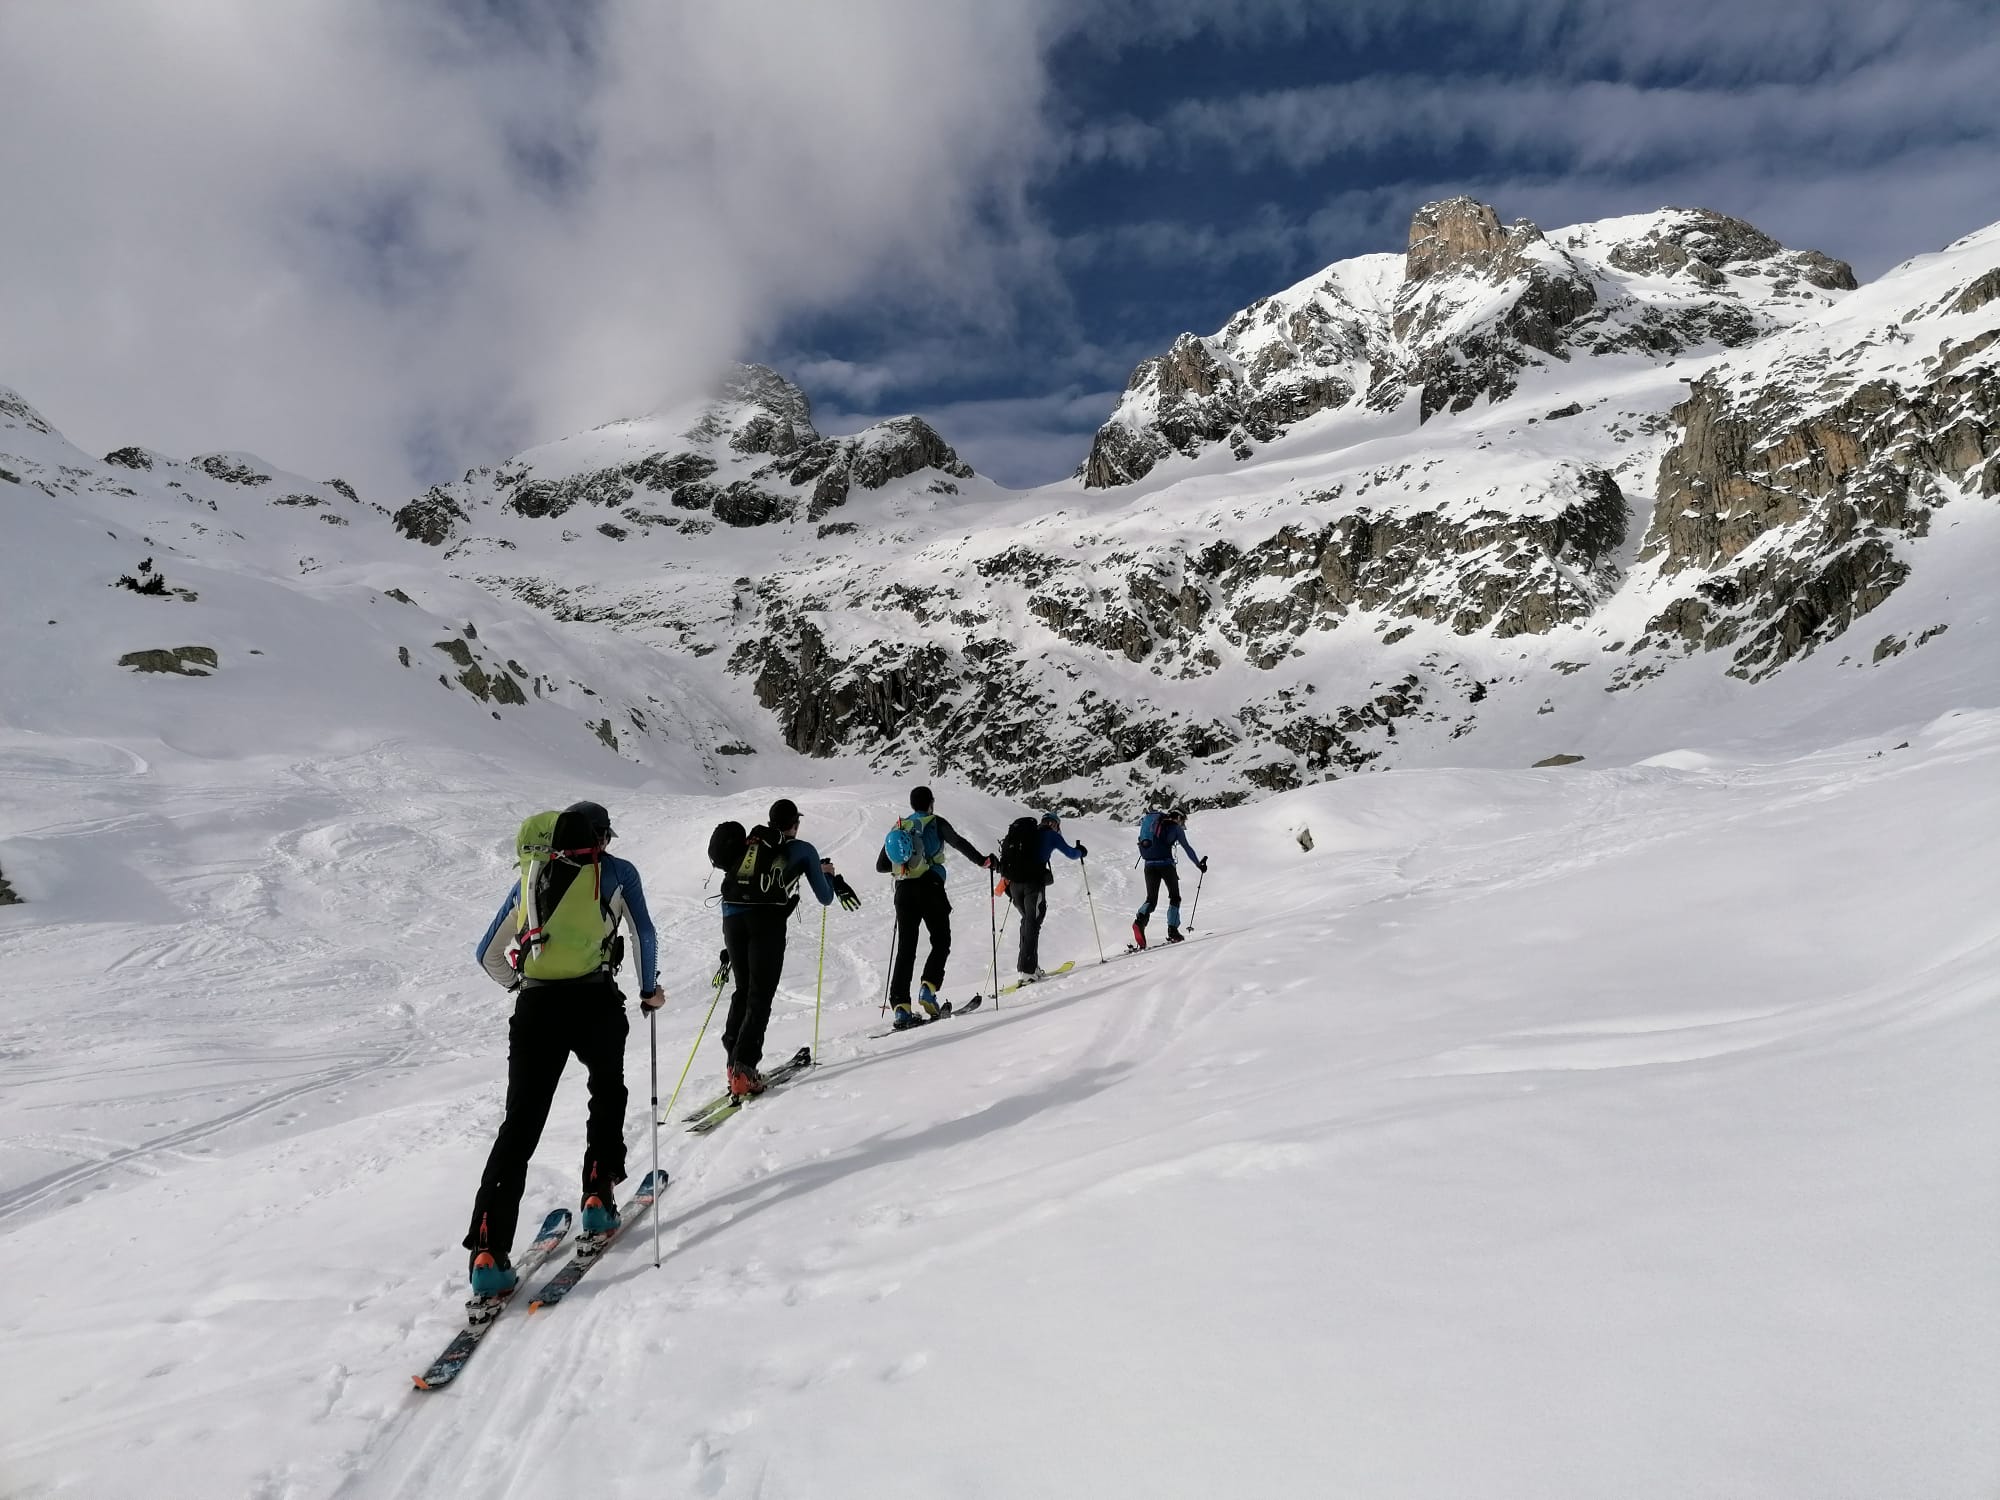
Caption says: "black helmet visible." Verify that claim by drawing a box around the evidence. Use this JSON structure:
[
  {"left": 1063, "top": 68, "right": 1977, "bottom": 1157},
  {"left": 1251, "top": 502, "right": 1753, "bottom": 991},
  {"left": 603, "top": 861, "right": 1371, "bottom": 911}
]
[
  {"left": 1168, "top": 806, "right": 1189, "bottom": 823},
  {"left": 554, "top": 800, "right": 614, "bottom": 851},
  {"left": 768, "top": 797, "right": 801, "bottom": 832}
]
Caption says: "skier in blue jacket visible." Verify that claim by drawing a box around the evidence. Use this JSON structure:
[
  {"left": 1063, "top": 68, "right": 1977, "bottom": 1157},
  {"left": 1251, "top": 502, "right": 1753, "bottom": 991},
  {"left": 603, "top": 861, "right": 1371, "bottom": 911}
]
[
  {"left": 1132, "top": 806, "right": 1206, "bottom": 949},
  {"left": 1004, "top": 811, "right": 1085, "bottom": 982}
]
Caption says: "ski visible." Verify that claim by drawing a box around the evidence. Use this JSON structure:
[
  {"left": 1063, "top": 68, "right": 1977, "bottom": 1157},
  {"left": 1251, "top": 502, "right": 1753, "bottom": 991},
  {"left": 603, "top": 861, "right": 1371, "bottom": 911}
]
[
  {"left": 413, "top": 1206, "right": 571, "bottom": 1390},
  {"left": 524, "top": 1168, "right": 670, "bottom": 1313},
  {"left": 867, "top": 999, "right": 966, "bottom": 1039},
  {"left": 684, "top": 1047, "right": 815, "bottom": 1135},
  {"left": 1002, "top": 959, "right": 1075, "bottom": 994}
]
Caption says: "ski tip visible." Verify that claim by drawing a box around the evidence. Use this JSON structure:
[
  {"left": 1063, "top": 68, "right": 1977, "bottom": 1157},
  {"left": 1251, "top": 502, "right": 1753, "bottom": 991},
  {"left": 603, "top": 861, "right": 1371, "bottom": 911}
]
[{"left": 413, "top": 1374, "right": 438, "bottom": 1390}]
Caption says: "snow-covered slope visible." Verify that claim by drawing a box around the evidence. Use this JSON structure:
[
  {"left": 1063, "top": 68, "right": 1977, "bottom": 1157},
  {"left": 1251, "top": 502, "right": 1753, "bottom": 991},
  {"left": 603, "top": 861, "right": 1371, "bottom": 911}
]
[
  {"left": 0, "top": 711, "right": 1993, "bottom": 1497},
  {"left": 0, "top": 383, "right": 819, "bottom": 784}
]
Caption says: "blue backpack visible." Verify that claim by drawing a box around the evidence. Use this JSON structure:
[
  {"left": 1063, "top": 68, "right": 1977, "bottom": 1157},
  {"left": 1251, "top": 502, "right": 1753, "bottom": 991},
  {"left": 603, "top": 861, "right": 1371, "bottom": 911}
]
[{"left": 1137, "top": 810, "right": 1167, "bottom": 862}]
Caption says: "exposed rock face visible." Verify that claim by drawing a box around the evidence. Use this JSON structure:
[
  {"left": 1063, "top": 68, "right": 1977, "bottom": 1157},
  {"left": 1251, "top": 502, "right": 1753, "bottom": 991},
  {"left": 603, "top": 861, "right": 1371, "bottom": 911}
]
[
  {"left": 393, "top": 487, "right": 469, "bottom": 546},
  {"left": 1405, "top": 196, "right": 1512, "bottom": 282},
  {"left": 1640, "top": 302, "right": 1999, "bottom": 676},
  {"left": 1083, "top": 198, "right": 1855, "bottom": 487},
  {"left": 119, "top": 645, "right": 219, "bottom": 675}
]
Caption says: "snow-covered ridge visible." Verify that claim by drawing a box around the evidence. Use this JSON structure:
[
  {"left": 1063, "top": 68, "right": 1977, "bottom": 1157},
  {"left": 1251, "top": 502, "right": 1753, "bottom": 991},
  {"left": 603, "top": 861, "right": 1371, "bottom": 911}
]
[
  {"left": 1081, "top": 198, "right": 1857, "bottom": 490},
  {"left": 390, "top": 364, "right": 977, "bottom": 548},
  {"left": 4, "top": 203, "right": 1997, "bottom": 813}
]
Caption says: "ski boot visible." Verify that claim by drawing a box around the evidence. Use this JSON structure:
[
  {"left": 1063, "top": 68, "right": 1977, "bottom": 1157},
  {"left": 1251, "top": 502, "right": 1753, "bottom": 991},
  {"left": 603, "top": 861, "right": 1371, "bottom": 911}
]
[
  {"left": 728, "top": 1064, "right": 767, "bottom": 1098},
  {"left": 1166, "top": 927, "right": 1185, "bottom": 944},
  {"left": 892, "top": 1003, "right": 921, "bottom": 1031},
  {"left": 1131, "top": 918, "right": 1148, "bottom": 950},
  {"left": 918, "top": 982, "right": 943, "bottom": 1020},
  {"left": 469, "top": 1249, "right": 518, "bottom": 1299},
  {"left": 580, "top": 1193, "right": 621, "bottom": 1236}
]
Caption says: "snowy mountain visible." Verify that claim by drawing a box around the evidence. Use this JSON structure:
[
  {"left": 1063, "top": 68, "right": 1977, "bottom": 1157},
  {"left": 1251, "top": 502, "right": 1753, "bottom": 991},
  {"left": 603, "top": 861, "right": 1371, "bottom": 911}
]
[
  {"left": 5, "top": 201, "right": 1997, "bottom": 818},
  {"left": 700, "top": 203, "right": 1999, "bottom": 806}
]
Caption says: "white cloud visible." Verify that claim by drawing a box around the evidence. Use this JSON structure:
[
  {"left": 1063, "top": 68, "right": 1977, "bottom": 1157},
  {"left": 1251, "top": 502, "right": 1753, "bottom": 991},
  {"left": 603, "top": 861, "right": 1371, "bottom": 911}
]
[{"left": 0, "top": 1, "right": 1061, "bottom": 496}]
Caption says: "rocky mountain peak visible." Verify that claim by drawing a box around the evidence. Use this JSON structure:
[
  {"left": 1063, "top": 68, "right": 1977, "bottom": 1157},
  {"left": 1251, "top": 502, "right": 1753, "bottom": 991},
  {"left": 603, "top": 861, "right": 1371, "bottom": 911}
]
[
  {"left": 1082, "top": 199, "right": 1860, "bottom": 489},
  {"left": 392, "top": 361, "right": 978, "bottom": 547},
  {"left": 1406, "top": 196, "right": 1517, "bottom": 282}
]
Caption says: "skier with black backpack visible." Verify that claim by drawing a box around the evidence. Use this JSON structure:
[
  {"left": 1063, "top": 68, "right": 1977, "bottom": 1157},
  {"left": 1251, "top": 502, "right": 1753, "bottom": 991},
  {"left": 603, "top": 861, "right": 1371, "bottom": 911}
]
[
  {"left": 1132, "top": 805, "right": 1206, "bottom": 949},
  {"left": 997, "top": 810, "right": 1086, "bottom": 984},
  {"left": 874, "top": 786, "right": 994, "bottom": 1028},
  {"left": 707, "top": 797, "right": 860, "bottom": 1098},
  {"left": 462, "top": 801, "right": 662, "bottom": 1297}
]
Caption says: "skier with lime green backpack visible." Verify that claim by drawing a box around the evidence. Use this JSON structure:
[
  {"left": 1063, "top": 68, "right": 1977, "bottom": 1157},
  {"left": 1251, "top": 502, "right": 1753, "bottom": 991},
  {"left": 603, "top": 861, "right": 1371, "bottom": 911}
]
[{"left": 462, "top": 801, "right": 662, "bottom": 1296}]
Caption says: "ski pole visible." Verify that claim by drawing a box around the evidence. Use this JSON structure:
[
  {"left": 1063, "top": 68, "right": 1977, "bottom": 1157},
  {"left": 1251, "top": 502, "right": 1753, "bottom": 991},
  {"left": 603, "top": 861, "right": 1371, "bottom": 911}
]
[
  {"left": 659, "top": 950, "right": 727, "bottom": 1126},
  {"left": 881, "top": 908, "right": 899, "bottom": 1016},
  {"left": 1188, "top": 866, "right": 1206, "bottom": 932},
  {"left": 1081, "top": 855, "right": 1105, "bottom": 964},
  {"left": 814, "top": 905, "right": 826, "bottom": 1065},
  {"left": 988, "top": 865, "right": 1000, "bottom": 1012},
  {"left": 648, "top": 1005, "right": 662, "bottom": 1269}
]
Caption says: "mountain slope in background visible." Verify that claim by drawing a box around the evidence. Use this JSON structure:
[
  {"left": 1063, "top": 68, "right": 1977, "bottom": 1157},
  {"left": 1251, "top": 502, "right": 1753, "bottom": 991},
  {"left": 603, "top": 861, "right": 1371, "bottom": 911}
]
[{"left": 7, "top": 200, "right": 1995, "bottom": 811}]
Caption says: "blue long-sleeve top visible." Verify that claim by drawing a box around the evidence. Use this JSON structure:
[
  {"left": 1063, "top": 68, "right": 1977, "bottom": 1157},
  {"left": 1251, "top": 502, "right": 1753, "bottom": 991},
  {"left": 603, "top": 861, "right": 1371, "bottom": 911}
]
[
  {"left": 476, "top": 852, "right": 659, "bottom": 994},
  {"left": 721, "top": 837, "right": 839, "bottom": 919},
  {"left": 1039, "top": 826, "right": 1083, "bottom": 867},
  {"left": 1143, "top": 822, "right": 1202, "bottom": 869}
]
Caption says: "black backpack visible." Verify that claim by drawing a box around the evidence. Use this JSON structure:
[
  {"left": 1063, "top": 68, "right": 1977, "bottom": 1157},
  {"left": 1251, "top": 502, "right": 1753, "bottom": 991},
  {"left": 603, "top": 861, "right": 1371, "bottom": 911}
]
[
  {"left": 998, "top": 816, "right": 1044, "bottom": 885},
  {"left": 710, "top": 821, "right": 791, "bottom": 906}
]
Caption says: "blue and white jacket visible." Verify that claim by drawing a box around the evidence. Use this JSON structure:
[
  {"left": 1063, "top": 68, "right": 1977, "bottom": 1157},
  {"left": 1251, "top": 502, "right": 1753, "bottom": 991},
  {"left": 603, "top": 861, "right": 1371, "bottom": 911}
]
[{"left": 476, "top": 853, "right": 659, "bottom": 993}]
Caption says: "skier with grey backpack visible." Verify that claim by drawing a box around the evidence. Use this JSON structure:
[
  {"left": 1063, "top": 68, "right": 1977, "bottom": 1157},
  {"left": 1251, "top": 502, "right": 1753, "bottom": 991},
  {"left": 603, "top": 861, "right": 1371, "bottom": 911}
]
[{"left": 997, "top": 811, "right": 1085, "bottom": 984}]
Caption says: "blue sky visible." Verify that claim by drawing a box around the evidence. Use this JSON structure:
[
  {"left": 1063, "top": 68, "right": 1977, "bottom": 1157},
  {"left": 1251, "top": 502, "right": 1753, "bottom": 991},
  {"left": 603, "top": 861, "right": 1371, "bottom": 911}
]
[
  {"left": 780, "top": 0, "right": 2000, "bottom": 485},
  {"left": 2, "top": 0, "right": 1996, "bottom": 497}
]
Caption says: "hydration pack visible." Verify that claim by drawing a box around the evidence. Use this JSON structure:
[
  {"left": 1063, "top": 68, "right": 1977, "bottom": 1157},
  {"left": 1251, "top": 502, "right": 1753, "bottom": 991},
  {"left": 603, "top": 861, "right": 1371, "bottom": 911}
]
[
  {"left": 710, "top": 821, "right": 791, "bottom": 906},
  {"left": 883, "top": 812, "right": 935, "bottom": 880},
  {"left": 998, "top": 816, "right": 1044, "bottom": 885}
]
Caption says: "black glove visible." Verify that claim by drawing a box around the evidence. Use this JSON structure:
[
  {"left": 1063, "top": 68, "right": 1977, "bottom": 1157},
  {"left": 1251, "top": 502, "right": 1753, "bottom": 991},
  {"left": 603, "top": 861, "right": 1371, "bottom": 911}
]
[
  {"left": 831, "top": 874, "right": 861, "bottom": 911},
  {"left": 1074, "top": 842, "right": 1089, "bottom": 859},
  {"left": 1197, "top": 857, "right": 1210, "bottom": 873},
  {"left": 983, "top": 854, "right": 998, "bottom": 870}
]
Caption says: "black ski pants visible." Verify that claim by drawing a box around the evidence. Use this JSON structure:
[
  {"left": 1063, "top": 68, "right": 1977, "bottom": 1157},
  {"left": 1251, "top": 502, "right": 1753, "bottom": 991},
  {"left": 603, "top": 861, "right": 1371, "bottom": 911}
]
[
  {"left": 722, "top": 906, "right": 790, "bottom": 1073},
  {"left": 889, "top": 876, "right": 952, "bottom": 1006},
  {"left": 1009, "top": 880, "right": 1049, "bottom": 973},
  {"left": 1136, "top": 863, "right": 1183, "bottom": 928},
  {"left": 464, "top": 977, "right": 628, "bottom": 1261}
]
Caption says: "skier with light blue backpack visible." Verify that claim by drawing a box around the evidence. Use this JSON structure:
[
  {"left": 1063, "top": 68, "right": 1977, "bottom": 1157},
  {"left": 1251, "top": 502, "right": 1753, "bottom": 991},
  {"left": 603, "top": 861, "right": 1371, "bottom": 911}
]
[{"left": 874, "top": 785, "right": 994, "bottom": 1028}]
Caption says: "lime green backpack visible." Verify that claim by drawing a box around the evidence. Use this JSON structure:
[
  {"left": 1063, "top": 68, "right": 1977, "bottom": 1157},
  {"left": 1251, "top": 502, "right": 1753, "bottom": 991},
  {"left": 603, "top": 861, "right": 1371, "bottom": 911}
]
[{"left": 509, "top": 810, "right": 615, "bottom": 982}]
